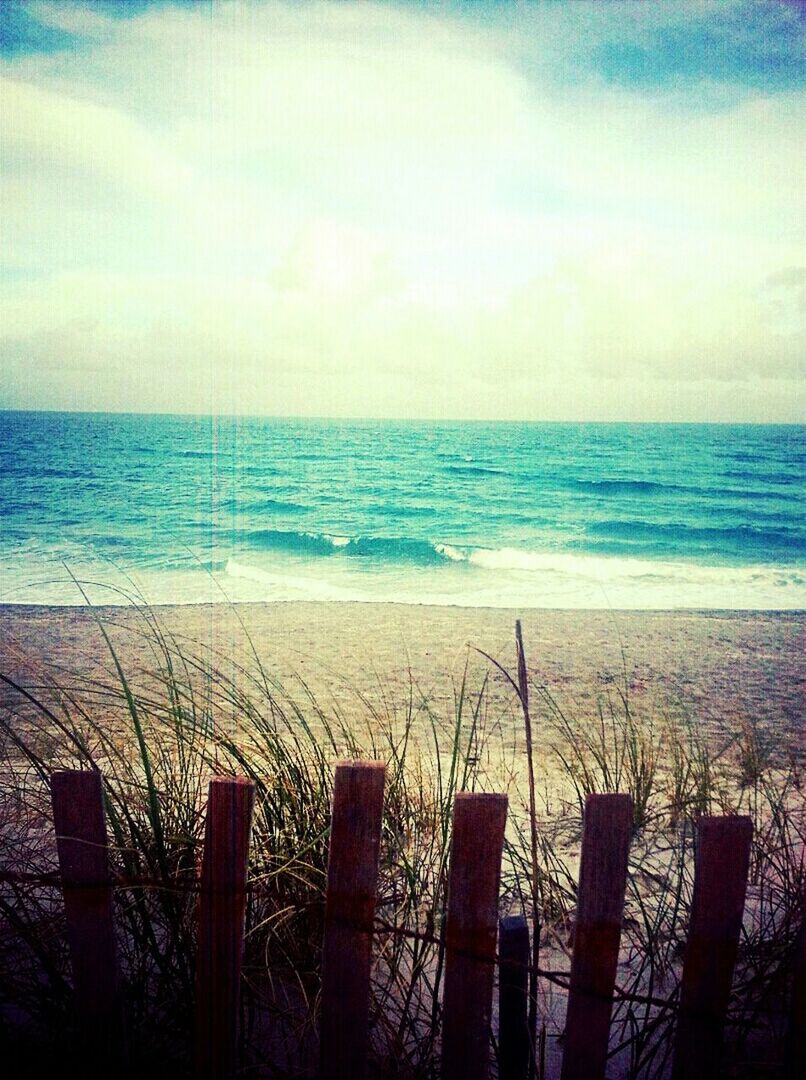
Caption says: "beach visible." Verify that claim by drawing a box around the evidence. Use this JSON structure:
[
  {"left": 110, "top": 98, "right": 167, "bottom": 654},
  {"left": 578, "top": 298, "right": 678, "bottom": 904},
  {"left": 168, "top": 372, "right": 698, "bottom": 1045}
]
[
  {"left": 3, "top": 5, "right": 804, "bottom": 1071},
  {"left": 2, "top": 602, "right": 803, "bottom": 750}
]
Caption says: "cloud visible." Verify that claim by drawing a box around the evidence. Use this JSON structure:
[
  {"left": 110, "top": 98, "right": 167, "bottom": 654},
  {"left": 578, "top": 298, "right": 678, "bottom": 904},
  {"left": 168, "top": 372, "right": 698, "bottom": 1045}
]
[{"left": 0, "top": 0, "right": 803, "bottom": 420}]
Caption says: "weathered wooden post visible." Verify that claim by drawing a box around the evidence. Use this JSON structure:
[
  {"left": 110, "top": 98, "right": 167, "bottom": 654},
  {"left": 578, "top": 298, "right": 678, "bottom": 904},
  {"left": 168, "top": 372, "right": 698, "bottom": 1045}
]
[
  {"left": 560, "top": 793, "right": 633, "bottom": 1080},
  {"left": 320, "top": 760, "right": 386, "bottom": 1080},
  {"left": 51, "top": 769, "right": 121, "bottom": 1067},
  {"left": 195, "top": 776, "right": 255, "bottom": 1080},
  {"left": 499, "top": 914, "right": 531, "bottom": 1080},
  {"left": 442, "top": 791, "right": 508, "bottom": 1080},
  {"left": 672, "top": 815, "right": 753, "bottom": 1080}
]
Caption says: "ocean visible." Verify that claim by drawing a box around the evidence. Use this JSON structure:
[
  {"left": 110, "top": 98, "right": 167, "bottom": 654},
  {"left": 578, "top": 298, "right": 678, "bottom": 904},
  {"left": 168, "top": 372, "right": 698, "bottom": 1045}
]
[{"left": 0, "top": 412, "right": 803, "bottom": 610}]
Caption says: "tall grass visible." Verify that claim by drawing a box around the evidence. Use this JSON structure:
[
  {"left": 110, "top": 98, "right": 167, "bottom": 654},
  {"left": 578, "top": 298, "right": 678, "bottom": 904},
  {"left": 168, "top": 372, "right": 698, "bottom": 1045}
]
[{"left": 0, "top": 604, "right": 802, "bottom": 1077}]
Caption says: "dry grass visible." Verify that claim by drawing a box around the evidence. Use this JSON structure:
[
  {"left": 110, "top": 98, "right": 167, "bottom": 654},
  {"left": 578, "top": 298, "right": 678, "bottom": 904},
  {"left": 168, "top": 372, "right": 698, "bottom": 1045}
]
[{"left": 0, "top": 603, "right": 802, "bottom": 1077}]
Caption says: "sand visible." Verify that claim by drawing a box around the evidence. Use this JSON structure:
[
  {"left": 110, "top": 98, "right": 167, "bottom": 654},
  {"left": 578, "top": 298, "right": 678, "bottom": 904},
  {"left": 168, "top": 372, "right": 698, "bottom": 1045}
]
[{"left": 1, "top": 603, "right": 803, "bottom": 749}]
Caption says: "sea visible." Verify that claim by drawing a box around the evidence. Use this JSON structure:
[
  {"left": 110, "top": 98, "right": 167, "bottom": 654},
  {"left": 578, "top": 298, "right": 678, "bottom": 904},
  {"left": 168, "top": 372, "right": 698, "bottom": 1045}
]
[{"left": 0, "top": 412, "right": 804, "bottom": 610}]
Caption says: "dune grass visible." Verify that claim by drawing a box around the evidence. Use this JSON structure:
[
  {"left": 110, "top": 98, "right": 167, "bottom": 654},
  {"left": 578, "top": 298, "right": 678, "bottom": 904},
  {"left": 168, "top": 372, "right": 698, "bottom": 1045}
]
[{"left": 0, "top": 602, "right": 802, "bottom": 1077}]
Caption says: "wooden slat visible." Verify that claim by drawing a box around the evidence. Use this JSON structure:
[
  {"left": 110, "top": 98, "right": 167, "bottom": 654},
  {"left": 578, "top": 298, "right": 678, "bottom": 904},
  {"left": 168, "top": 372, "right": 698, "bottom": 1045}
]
[
  {"left": 320, "top": 760, "right": 386, "bottom": 1080},
  {"left": 499, "top": 914, "right": 531, "bottom": 1080},
  {"left": 51, "top": 769, "right": 120, "bottom": 1065},
  {"left": 561, "top": 793, "right": 633, "bottom": 1080},
  {"left": 442, "top": 792, "right": 509, "bottom": 1080},
  {"left": 195, "top": 776, "right": 255, "bottom": 1080},
  {"left": 672, "top": 815, "right": 753, "bottom": 1080}
]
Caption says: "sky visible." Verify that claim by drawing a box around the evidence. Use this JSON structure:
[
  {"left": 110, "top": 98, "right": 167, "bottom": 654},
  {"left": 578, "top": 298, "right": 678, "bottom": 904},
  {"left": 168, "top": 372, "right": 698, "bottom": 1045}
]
[{"left": 0, "top": 0, "right": 804, "bottom": 421}]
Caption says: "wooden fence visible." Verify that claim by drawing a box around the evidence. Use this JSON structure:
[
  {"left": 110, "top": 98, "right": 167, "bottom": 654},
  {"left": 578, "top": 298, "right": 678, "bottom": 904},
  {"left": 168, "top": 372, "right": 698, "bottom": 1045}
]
[{"left": 30, "top": 764, "right": 805, "bottom": 1078}]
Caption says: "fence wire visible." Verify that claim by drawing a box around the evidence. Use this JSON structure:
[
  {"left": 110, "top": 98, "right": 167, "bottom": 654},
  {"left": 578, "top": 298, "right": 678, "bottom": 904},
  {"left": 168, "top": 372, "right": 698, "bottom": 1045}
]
[{"left": 0, "top": 864, "right": 680, "bottom": 1012}]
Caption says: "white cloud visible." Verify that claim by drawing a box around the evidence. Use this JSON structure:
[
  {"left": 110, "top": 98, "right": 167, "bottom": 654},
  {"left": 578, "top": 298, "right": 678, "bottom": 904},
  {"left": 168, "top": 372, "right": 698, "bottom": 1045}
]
[{"left": 0, "top": 0, "right": 803, "bottom": 419}]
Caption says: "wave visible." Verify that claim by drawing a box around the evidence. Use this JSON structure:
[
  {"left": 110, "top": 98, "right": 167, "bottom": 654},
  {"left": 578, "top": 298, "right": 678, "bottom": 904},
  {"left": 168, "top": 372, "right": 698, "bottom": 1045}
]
[
  {"left": 725, "top": 469, "right": 800, "bottom": 486},
  {"left": 218, "top": 550, "right": 805, "bottom": 611},
  {"left": 240, "top": 528, "right": 453, "bottom": 564},
  {"left": 259, "top": 499, "right": 307, "bottom": 513},
  {"left": 391, "top": 504, "right": 439, "bottom": 518},
  {"left": 568, "top": 479, "right": 680, "bottom": 496},
  {"left": 529, "top": 478, "right": 801, "bottom": 506},
  {"left": 219, "top": 497, "right": 307, "bottom": 514},
  {"left": 234, "top": 522, "right": 806, "bottom": 568},
  {"left": 565, "top": 479, "right": 794, "bottom": 502},
  {"left": 236, "top": 465, "right": 280, "bottom": 477},
  {"left": 2, "top": 541, "right": 803, "bottom": 609},
  {"left": 0, "top": 465, "right": 88, "bottom": 479},
  {"left": 241, "top": 529, "right": 337, "bottom": 556},
  {"left": 585, "top": 520, "right": 806, "bottom": 554},
  {"left": 708, "top": 487, "right": 799, "bottom": 503},
  {"left": 444, "top": 464, "right": 507, "bottom": 477},
  {"left": 446, "top": 546, "right": 804, "bottom": 585},
  {"left": 238, "top": 529, "right": 550, "bottom": 569}
]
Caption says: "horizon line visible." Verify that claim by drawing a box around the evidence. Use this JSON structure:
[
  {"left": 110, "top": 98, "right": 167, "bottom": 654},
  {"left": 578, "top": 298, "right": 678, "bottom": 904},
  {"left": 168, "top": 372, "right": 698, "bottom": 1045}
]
[{"left": 1, "top": 407, "right": 804, "bottom": 426}]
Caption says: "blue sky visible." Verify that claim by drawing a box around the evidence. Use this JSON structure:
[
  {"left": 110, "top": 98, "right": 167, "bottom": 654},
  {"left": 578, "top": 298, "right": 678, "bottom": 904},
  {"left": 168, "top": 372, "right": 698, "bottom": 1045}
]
[
  {"left": 0, "top": 1, "right": 803, "bottom": 419},
  {"left": 4, "top": 1, "right": 802, "bottom": 92}
]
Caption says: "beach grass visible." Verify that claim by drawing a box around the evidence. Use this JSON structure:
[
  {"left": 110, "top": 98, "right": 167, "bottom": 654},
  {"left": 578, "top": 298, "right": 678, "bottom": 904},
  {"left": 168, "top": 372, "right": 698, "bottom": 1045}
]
[{"left": 0, "top": 602, "right": 803, "bottom": 1077}]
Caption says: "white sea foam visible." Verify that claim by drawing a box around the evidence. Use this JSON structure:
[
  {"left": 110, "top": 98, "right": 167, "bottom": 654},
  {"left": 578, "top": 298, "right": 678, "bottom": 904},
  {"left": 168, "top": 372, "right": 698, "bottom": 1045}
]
[
  {"left": 460, "top": 545, "right": 804, "bottom": 586},
  {"left": 221, "top": 551, "right": 806, "bottom": 610},
  {"left": 0, "top": 543, "right": 804, "bottom": 610},
  {"left": 224, "top": 558, "right": 372, "bottom": 601},
  {"left": 434, "top": 543, "right": 465, "bottom": 562}
]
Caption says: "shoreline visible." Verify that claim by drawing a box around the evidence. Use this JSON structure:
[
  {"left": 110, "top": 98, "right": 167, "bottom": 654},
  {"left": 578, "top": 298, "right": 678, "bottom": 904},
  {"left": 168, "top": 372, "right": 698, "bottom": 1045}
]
[{"left": 2, "top": 600, "right": 806, "bottom": 613}]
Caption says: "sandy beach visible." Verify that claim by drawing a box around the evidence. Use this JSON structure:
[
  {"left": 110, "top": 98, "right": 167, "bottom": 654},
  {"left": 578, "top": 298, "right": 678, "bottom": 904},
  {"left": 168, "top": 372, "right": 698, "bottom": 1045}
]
[{"left": 1, "top": 603, "right": 803, "bottom": 749}]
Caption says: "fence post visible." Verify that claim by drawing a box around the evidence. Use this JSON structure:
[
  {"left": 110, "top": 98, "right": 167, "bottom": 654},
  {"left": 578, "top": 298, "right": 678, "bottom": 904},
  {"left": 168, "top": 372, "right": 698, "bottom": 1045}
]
[
  {"left": 442, "top": 792, "right": 508, "bottom": 1080},
  {"left": 195, "top": 776, "right": 255, "bottom": 1080},
  {"left": 320, "top": 760, "right": 386, "bottom": 1080},
  {"left": 51, "top": 769, "right": 120, "bottom": 1067},
  {"left": 560, "top": 793, "right": 633, "bottom": 1080},
  {"left": 672, "top": 815, "right": 753, "bottom": 1080},
  {"left": 499, "top": 914, "right": 531, "bottom": 1080}
]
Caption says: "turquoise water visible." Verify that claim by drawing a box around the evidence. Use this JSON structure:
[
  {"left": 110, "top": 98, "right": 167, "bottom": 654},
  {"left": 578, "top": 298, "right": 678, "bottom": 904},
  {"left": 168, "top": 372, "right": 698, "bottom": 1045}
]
[{"left": 0, "top": 412, "right": 803, "bottom": 609}]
